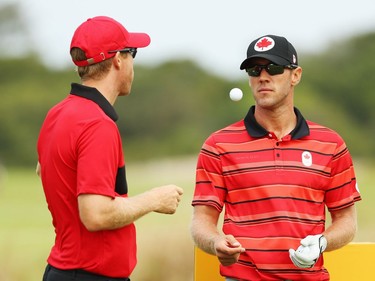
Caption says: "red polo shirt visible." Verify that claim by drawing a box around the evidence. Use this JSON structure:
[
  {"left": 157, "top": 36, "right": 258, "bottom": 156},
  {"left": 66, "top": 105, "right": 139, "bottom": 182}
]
[
  {"left": 37, "top": 83, "right": 136, "bottom": 278},
  {"left": 192, "top": 106, "right": 361, "bottom": 281}
]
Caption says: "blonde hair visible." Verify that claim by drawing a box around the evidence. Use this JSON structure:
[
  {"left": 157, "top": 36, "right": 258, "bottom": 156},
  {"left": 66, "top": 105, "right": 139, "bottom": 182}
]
[{"left": 70, "top": 48, "right": 113, "bottom": 81}]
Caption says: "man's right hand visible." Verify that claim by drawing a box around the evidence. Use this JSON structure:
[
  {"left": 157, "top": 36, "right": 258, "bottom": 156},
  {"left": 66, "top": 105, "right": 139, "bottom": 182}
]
[
  {"left": 214, "top": 235, "right": 246, "bottom": 266},
  {"left": 152, "top": 185, "right": 184, "bottom": 214}
]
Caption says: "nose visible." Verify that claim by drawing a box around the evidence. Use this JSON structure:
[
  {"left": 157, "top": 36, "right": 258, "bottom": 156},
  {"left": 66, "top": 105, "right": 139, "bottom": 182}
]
[{"left": 258, "top": 68, "right": 270, "bottom": 80}]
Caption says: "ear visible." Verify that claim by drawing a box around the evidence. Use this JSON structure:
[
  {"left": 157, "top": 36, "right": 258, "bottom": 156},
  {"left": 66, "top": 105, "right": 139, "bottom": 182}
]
[
  {"left": 291, "top": 67, "right": 302, "bottom": 86},
  {"left": 112, "top": 52, "right": 122, "bottom": 69}
]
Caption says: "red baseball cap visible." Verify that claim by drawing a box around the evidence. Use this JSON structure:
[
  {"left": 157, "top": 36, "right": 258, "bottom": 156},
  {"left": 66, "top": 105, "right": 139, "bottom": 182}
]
[{"left": 70, "top": 16, "right": 151, "bottom": 67}]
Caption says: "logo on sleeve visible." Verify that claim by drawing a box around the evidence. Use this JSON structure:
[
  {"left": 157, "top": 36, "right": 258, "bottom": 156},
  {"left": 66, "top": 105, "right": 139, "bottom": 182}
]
[
  {"left": 355, "top": 183, "right": 360, "bottom": 193},
  {"left": 302, "top": 151, "right": 312, "bottom": 167}
]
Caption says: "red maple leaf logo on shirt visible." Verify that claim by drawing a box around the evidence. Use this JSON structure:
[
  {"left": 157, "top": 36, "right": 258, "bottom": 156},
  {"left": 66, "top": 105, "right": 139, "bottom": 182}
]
[{"left": 256, "top": 38, "right": 273, "bottom": 50}]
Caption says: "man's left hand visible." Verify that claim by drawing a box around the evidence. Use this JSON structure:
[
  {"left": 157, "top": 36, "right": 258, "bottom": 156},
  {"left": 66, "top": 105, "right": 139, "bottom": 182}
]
[{"left": 289, "top": 234, "right": 327, "bottom": 268}]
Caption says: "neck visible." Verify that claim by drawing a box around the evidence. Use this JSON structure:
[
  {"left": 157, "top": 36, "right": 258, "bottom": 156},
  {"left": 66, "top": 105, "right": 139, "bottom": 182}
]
[
  {"left": 254, "top": 105, "right": 297, "bottom": 140},
  {"left": 82, "top": 79, "right": 118, "bottom": 105}
]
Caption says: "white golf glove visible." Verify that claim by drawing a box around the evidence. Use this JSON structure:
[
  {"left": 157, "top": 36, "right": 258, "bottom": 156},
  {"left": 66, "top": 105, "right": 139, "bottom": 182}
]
[{"left": 289, "top": 234, "right": 327, "bottom": 268}]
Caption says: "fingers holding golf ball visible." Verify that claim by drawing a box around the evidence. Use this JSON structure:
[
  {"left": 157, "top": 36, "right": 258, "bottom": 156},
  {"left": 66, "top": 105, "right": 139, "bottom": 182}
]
[{"left": 229, "top": 88, "right": 243, "bottom": 101}]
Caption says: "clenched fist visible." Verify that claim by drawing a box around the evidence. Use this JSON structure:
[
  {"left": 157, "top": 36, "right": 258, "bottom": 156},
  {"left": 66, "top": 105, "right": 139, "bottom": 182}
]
[{"left": 151, "top": 184, "right": 184, "bottom": 214}]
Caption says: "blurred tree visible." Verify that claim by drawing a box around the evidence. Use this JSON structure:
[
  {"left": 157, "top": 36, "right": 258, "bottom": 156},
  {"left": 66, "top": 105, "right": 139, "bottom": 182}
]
[
  {"left": 0, "top": 9, "right": 374, "bottom": 167},
  {"left": 301, "top": 32, "right": 375, "bottom": 155},
  {"left": 0, "top": 56, "right": 76, "bottom": 166},
  {"left": 0, "top": 2, "right": 31, "bottom": 57},
  {"left": 119, "top": 60, "right": 250, "bottom": 160}
]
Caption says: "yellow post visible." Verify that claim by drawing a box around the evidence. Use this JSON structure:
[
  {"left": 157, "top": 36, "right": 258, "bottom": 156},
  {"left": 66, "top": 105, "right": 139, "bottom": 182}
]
[
  {"left": 195, "top": 243, "right": 375, "bottom": 281},
  {"left": 324, "top": 243, "right": 375, "bottom": 280},
  {"left": 194, "top": 247, "right": 224, "bottom": 281}
]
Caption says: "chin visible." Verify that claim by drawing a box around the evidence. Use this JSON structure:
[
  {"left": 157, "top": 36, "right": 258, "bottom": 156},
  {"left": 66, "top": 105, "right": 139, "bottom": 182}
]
[
  {"left": 119, "top": 92, "right": 129, "bottom": 97},
  {"left": 119, "top": 89, "right": 131, "bottom": 97}
]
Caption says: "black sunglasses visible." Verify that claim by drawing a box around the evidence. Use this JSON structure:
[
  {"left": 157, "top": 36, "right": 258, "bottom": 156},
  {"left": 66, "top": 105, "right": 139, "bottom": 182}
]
[
  {"left": 246, "top": 63, "right": 297, "bottom": 77},
  {"left": 108, "top": 48, "right": 137, "bottom": 58}
]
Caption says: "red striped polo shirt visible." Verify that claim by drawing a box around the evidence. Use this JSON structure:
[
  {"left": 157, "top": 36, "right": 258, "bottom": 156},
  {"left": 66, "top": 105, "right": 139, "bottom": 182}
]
[{"left": 192, "top": 106, "right": 361, "bottom": 281}]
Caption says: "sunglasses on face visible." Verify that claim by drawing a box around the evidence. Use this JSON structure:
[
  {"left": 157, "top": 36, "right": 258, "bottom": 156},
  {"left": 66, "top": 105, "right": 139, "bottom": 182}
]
[
  {"left": 246, "top": 63, "right": 297, "bottom": 77},
  {"left": 108, "top": 47, "right": 138, "bottom": 58}
]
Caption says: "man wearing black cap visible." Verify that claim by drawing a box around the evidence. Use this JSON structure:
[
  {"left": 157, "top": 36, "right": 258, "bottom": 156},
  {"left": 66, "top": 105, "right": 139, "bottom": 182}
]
[
  {"left": 191, "top": 35, "right": 361, "bottom": 280},
  {"left": 37, "top": 16, "right": 183, "bottom": 281}
]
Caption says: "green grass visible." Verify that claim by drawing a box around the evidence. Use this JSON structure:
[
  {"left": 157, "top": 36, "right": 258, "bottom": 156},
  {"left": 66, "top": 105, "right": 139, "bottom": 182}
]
[
  {"left": 0, "top": 158, "right": 197, "bottom": 281},
  {"left": 0, "top": 157, "right": 373, "bottom": 281},
  {"left": 351, "top": 159, "right": 375, "bottom": 241},
  {"left": 0, "top": 168, "right": 54, "bottom": 281}
]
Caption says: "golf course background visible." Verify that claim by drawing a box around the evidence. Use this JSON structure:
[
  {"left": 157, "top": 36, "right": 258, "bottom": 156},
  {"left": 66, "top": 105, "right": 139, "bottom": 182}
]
[{"left": 1, "top": 8, "right": 375, "bottom": 280}]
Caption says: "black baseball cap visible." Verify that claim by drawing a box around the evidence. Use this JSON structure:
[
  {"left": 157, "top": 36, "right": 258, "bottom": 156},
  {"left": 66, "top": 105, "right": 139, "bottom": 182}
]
[{"left": 240, "top": 35, "right": 298, "bottom": 70}]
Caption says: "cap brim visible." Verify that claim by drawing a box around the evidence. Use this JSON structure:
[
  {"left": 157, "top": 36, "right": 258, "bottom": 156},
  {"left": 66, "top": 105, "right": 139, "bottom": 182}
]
[
  {"left": 240, "top": 54, "right": 290, "bottom": 70},
  {"left": 128, "top": 32, "right": 151, "bottom": 48}
]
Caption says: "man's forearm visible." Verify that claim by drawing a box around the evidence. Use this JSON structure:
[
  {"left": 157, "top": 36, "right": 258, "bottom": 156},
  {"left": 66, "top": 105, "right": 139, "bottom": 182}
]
[
  {"left": 324, "top": 205, "right": 357, "bottom": 251},
  {"left": 79, "top": 185, "right": 182, "bottom": 231},
  {"left": 79, "top": 192, "right": 158, "bottom": 231}
]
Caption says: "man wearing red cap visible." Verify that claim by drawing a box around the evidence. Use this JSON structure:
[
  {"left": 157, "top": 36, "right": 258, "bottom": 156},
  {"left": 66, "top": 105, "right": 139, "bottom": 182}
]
[
  {"left": 37, "top": 16, "right": 183, "bottom": 281},
  {"left": 191, "top": 35, "right": 361, "bottom": 280}
]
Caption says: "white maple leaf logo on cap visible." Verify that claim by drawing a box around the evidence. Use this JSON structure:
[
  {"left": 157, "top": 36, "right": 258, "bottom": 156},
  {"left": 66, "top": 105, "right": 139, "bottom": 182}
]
[{"left": 254, "top": 36, "right": 275, "bottom": 52}]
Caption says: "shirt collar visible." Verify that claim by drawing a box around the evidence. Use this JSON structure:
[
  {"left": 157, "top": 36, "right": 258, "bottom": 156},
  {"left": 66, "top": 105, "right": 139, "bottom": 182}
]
[
  {"left": 244, "top": 105, "right": 310, "bottom": 140},
  {"left": 70, "top": 83, "right": 118, "bottom": 122}
]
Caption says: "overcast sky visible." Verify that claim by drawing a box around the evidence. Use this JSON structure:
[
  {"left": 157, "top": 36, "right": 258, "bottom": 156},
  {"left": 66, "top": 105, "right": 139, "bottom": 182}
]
[{"left": 2, "top": 0, "right": 375, "bottom": 78}]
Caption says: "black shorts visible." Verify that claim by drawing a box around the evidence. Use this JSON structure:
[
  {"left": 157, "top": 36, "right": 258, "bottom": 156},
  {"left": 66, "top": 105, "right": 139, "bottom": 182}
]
[{"left": 43, "top": 264, "right": 130, "bottom": 281}]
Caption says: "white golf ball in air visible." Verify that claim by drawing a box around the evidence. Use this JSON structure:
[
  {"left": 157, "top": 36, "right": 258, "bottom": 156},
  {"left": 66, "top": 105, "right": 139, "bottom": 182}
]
[{"left": 229, "top": 88, "right": 243, "bottom": 101}]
